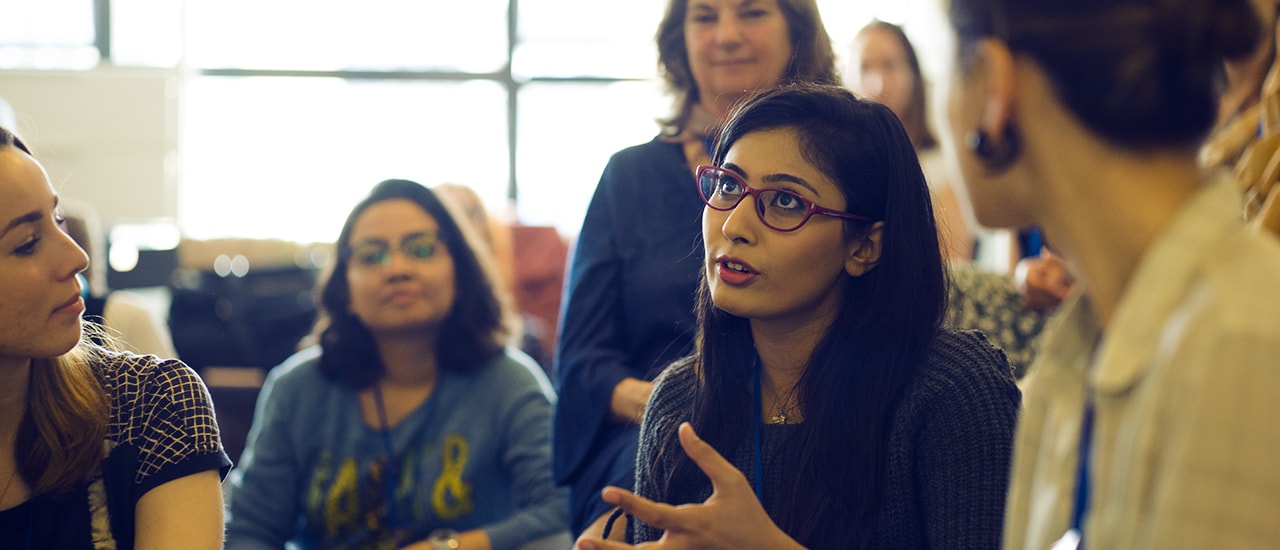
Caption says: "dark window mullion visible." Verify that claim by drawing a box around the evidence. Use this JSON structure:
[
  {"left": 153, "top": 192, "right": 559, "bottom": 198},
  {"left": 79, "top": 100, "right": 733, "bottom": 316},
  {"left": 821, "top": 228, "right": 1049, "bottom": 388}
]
[
  {"left": 94, "top": 0, "right": 111, "bottom": 61},
  {"left": 507, "top": 0, "right": 520, "bottom": 204}
]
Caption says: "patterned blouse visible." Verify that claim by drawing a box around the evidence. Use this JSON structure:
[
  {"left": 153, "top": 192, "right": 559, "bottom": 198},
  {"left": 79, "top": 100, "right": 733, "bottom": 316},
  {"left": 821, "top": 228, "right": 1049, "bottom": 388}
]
[
  {"left": 945, "top": 261, "right": 1049, "bottom": 378},
  {"left": 0, "top": 351, "right": 230, "bottom": 548}
]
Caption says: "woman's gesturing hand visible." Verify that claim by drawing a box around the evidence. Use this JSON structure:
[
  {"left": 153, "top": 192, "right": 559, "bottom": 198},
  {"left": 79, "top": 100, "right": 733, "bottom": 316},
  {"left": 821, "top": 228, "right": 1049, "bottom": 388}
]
[{"left": 574, "top": 423, "right": 805, "bottom": 550}]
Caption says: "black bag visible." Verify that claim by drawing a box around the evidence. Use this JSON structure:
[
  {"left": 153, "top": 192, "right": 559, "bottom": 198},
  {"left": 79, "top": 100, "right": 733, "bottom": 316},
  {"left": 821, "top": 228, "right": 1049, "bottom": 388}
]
[{"left": 168, "top": 265, "right": 318, "bottom": 370}]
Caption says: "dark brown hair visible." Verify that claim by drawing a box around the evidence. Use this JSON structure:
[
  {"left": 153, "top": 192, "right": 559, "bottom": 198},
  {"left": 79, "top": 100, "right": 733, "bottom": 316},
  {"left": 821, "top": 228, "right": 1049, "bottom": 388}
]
[
  {"left": 310, "top": 179, "right": 516, "bottom": 389},
  {"left": 949, "top": 0, "right": 1263, "bottom": 149}
]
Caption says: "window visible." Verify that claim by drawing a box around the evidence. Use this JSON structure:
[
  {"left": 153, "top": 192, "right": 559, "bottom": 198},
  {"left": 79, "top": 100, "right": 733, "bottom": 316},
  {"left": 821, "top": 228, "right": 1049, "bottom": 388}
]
[
  {"left": 179, "top": 0, "right": 674, "bottom": 240},
  {"left": 3, "top": 0, "right": 946, "bottom": 241},
  {"left": 180, "top": 77, "right": 508, "bottom": 242},
  {"left": 0, "top": 0, "right": 98, "bottom": 69},
  {"left": 516, "top": 80, "right": 669, "bottom": 230},
  {"left": 515, "top": 0, "right": 662, "bottom": 79},
  {"left": 184, "top": 1, "right": 508, "bottom": 72}
]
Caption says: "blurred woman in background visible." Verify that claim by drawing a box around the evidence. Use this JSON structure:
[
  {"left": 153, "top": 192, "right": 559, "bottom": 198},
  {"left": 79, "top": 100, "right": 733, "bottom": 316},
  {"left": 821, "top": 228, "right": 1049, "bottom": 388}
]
[
  {"left": 847, "top": 20, "right": 1053, "bottom": 378},
  {"left": 845, "top": 19, "right": 974, "bottom": 261},
  {"left": 225, "top": 179, "right": 568, "bottom": 549}
]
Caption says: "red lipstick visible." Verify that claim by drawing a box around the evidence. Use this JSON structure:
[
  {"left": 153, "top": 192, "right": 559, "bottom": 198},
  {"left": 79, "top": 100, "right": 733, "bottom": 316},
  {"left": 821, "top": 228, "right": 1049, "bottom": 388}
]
[{"left": 716, "top": 257, "right": 758, "bottom": 286}]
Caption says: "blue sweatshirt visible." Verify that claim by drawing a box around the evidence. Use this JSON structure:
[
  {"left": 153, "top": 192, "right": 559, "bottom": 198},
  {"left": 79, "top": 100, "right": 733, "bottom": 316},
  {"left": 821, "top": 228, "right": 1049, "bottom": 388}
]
[{"left": 224, "top": 346, "right": 569, "bottom": 550}]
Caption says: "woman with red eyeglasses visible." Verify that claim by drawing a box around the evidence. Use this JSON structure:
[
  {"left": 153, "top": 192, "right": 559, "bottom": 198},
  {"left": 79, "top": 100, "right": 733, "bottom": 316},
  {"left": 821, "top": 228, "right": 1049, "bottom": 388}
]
[
  {"left": 554, "top": 0, "right": 841, "bottom": 544},
  {"left": 576, "top": 84, "right": 1020, "bottom": 549}
]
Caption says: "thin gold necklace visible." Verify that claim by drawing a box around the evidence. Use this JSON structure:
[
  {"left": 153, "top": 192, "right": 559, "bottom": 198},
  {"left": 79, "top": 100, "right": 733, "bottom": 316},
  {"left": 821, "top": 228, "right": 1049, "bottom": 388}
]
[
  {"left": 770, "top": 405, "right": 794, "bottom": 424},
  {"left": 767, "top": 385, "right": 800, "bottom": 425}
]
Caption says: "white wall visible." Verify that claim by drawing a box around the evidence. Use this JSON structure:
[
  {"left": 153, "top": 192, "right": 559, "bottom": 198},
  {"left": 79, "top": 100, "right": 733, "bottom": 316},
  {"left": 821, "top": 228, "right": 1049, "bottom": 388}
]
[{"left": 0, "top": 66, "right": 177, "bottom": 229}]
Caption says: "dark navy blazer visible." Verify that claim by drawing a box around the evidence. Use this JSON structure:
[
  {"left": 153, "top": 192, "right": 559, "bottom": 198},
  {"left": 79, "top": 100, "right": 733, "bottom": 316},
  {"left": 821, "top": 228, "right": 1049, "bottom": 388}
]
[{"left": 552, "top": 137, "right": 704, "bottom": 529}]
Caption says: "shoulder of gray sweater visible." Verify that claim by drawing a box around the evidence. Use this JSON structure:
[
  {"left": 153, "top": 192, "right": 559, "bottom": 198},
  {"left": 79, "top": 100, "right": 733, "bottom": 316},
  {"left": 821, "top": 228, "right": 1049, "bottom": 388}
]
[
  {"left": 905, "top": 329, "right": 1021, "bottom": 409},
  {"left": 641, "top": 359, "right": 697, "bottom": 444},
  {"left": 648, "top": 356, "right": 698, "bottom": 411},
  {"left": 926, "top": 328, "right": 1016, "bottom": 382},
  {"left": 638, "top": 358, "right": 697, "bottom": 457},
  {"left": 472, "top": 347, "right": 556, "bottom": 398},
  {"left": 635, "top": 357, "right": 698, "bottom": 497}
]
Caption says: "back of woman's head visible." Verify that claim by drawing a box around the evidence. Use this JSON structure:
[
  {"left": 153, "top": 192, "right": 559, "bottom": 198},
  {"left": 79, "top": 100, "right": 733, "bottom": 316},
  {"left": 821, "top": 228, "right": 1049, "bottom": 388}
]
[
  {"left": 434, "top": 182, "right": 493, "bottom": 249},
  {"left": 313, "top": 179, "right": 513, "bottom": 388},
  {"left": 949, "top": 0, "right": 1263, "bottom": 149},
  {"left": 689, "top": 84, "right": 946, "bottom": 547},
  {"left": 656, "top": 0, "right": 839, "bottom": 133}
]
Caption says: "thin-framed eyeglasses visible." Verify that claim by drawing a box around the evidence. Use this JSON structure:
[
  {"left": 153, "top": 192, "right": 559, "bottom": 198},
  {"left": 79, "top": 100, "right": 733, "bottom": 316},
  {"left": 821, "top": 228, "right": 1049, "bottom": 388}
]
[
  {"left": 695, "top": 165, "right": 869, "bottom": 232},
  {"left": 348, "top": 231, "right": 441, "bottom": 267}
]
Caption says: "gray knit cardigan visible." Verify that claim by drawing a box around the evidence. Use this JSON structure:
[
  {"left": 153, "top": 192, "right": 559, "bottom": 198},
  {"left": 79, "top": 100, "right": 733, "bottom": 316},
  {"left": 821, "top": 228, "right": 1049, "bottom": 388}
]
[{"left": 632, "top": 329, "right": 1021, "bottom": 548}]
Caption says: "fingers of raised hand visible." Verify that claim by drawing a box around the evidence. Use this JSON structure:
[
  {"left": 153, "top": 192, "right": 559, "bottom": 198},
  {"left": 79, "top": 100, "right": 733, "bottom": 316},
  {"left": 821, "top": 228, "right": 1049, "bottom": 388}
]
[
  {"left": 602, "top": 486, "right": 693, "bottom": 533},
  {"left": 676, "top": 423, "right": 750, "bottom": 495},
  {"left": 575, "top": 537, "right": 644, "bottom": 550}
]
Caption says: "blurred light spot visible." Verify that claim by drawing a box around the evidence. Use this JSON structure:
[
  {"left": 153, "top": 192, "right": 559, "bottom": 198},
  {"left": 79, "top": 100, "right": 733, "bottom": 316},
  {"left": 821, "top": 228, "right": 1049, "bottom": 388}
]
[
  {"left": 230, "top": 255, "right": 250, "bottom": 277},
  {"left": 213, "top": 254, "right": 232, "bottom": 277},
  {"left": 109, "top": 243, "right": 140, "bottom": 273}
]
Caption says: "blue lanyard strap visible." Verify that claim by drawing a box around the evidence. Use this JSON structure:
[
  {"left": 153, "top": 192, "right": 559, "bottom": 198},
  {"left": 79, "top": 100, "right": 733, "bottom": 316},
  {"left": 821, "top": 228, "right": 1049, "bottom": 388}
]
[
  {"left": 1069, "top": 393, "right": 1095, "bottom": 538},
  {"left": 1059, "top": 336, "right": 1104, "bottom": 550},
  {"left": 752, "top": 358, "right": 764, "bottom": 502},
  {"left": 372, "top": 385, "right": 400, "bottom": 532}
]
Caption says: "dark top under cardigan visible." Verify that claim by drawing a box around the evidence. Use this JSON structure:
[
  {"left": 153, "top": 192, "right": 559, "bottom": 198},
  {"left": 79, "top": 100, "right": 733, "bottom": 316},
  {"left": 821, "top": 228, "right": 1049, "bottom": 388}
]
[{"left": 633, "top": 329, "right": 1022, "bottom": 548}]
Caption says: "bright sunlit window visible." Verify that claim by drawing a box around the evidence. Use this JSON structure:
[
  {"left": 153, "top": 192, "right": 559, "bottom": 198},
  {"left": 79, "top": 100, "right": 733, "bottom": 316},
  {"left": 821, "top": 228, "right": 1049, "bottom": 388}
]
[
  {"left": 180, "top": 77, "right": 508, "bottom": 242},
  {"left": 184, "top": 1, "right": 508, "bottom": 72},
  {"left": 516, "top": 80, "right": 670, "bottom": 231},
  {"left": 177, "top": 0, "right": 674, "bottom": 241},
  {"left": 2, "top": 0, "right": 949, "bottom": 242},
  {"left": 0, "top": 0, "right": 98, "bottom": 69}
]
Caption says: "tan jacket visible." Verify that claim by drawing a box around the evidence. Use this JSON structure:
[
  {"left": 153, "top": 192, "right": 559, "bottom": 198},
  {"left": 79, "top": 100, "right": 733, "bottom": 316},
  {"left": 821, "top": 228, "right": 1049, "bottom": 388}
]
[{"left": 1003, "top": 178, "right": 1280, "bottom": 549}]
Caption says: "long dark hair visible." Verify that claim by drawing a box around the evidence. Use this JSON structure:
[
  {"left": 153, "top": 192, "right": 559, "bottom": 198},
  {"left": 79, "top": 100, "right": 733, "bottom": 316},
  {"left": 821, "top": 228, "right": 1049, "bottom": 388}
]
[
  {"left": 664, "top": 84, "right": 947, "bottom": 548},
  {"left": 949, "top": 0, "right": 1262, "bottom": 150},
  {"left": 655, "top": 0, "right": 839, "bottom": 134},
  {"left": 310, "top": 179, "right": 515, "bottom": 388}
]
